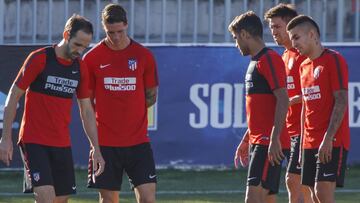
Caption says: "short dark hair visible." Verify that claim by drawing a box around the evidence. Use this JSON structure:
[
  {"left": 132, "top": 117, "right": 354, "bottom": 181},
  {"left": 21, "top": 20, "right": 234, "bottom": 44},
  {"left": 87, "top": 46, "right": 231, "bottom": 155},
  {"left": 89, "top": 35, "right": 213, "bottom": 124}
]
[
  {"left": 64, "top": 14, "right": 93, "bottom": 39},
  {"left": 287, "top": 15, "right": 321, "bottom": 36},
  {"left": 102, "top": 3, "right": 128, "bottom": 24},
  {"left": 264, "top": 3, "right": 298, "bottom": 23},
  {"left": 228, "top": 11, "right": 263, "bottom": 38}
]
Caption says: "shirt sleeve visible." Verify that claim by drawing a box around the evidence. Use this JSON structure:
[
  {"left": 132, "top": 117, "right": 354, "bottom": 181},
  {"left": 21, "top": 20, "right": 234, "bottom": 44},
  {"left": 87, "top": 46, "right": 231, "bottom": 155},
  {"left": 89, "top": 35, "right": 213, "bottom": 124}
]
[
  {"left": 329, "top": 53, "right": 348, "bottom": 91},
  {"left": 144, "top": 51, "right": 159, "bottom": 88},
  {"left": 257, "top": 52, "right": 286, "bottom": 90},
  {"left": 15, "top": 50, "right": 46, "bottom": 90},
  {"left": 82, "top": 53, "right": 96, "bottom": 92},
  {"left": 76, "top": 60, "right": 91, "bottom": 99}
]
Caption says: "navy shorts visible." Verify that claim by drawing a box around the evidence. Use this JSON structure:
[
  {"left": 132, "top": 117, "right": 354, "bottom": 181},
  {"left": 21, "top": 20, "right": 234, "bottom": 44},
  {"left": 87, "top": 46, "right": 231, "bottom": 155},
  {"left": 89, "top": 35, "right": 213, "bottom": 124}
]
[
  {"left": 301, "top": 147, "right": 348, "bottom": 187},
  {"left": 88, "top": 142, "right": 157, "bottom": 191},
  {"left": 20, "top": 143, "right": 76, "bottom": 196},
  {"left": 287, "top": 135, "right": 302, "bottom": 175},
  {"left": 247, "top": 144, "right": 282, "bottom": 194}
]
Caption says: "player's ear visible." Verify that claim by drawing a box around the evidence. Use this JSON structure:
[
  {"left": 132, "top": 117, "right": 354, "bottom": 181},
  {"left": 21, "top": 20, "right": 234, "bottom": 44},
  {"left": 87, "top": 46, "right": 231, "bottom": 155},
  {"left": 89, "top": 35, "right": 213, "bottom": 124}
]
[
  {"left": 63, "top": 31, "right": 70, "bottom": 41},
  {"left": 240, "top": 29, "right": 248, "bottom": 39}
]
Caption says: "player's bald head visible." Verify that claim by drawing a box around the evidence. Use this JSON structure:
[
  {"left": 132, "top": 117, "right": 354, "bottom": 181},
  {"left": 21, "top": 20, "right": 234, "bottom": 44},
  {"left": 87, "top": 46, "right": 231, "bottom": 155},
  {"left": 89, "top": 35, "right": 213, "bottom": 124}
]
[{"left": 287, "top": 15, "right": 320, "bottom": 37}]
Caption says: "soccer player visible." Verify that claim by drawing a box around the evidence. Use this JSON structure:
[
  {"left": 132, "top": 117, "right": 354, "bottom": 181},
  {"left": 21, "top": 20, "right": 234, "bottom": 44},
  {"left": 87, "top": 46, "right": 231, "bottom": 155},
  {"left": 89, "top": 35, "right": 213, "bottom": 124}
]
[
  {"left": 264, "top": 4, "right": 312, "bottom": 203},
  {"left": 0, "top": 14, "right": 105, "bottom": 203},
  {"left": 83, "top": 3, "right": 159, "bottom": 203},
  {"left": 287, "top": 15, "right": 350, "bottom": 203},
  {"left": 229, "top": 11, "right": 289, "bottom": 203}
]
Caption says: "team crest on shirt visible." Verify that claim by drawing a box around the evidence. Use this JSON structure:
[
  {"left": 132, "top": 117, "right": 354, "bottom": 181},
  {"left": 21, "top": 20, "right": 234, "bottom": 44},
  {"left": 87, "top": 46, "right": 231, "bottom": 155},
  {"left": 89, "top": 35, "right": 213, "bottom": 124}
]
[
  {"left": 33, "top": 172, "right": 40, "bottom": 182},
  {"left": 313, "top": 66, "right": 323, "bottom": 79},
  {"left": 128, "top": 59, "right": 137, "bottom": 71},
  {"left": 288, "top": 58, "right": 294, "bottom": 70}
]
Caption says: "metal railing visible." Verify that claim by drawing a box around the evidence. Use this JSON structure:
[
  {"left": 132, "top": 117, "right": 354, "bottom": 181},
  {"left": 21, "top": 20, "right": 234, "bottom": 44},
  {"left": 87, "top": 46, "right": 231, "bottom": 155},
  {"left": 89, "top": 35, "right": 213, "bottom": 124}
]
[{"left": 0, "top": 0, "right": 359, "bottom": 44}]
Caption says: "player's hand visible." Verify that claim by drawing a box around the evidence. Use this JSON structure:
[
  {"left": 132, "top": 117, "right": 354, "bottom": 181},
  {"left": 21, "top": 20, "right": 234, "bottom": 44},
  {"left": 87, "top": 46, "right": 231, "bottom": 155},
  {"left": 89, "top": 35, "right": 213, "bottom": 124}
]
[
  {"left": 318, "top": 137, "right": 333, "bottom": 164},
  {"left": 91, "top": 147, "right": 105, "bottom": 177},
  {"left": 268, "top": 138, "right": 284, "bottom": 166},
  {"left": 234, "top": 140, "right": 249, "bottom": 168},
  {"left": 0, "top": 137, "right": 13, "bottom": 166}
]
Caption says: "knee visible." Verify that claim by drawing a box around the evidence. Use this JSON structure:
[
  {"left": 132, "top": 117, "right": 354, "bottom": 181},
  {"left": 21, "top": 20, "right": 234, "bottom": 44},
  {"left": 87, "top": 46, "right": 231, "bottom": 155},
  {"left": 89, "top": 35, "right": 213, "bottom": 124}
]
[
  {"left": 54, "top": 196, "right": 70, "bottom": 203},
  {"left": 33, "top": 186, "right": 56, "bottom": 203},
  {"left": 285, "top": 174, "right": 298, "bottom": 190},
  {"left": 99, "top": 190, "right": 118, "bottom": 203},
  {"left": 138, "top": 195, "right": 155, "bottom": 203},
  {"left": 314, "top": 185, "right": 329, "bottom": 202}
]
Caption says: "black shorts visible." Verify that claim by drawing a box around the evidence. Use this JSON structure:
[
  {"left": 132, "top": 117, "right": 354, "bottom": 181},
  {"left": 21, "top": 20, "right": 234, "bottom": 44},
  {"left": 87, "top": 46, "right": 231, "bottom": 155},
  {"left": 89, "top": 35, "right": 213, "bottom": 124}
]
[
  {"left": 287, "top": 135, "right": 302, "bottom": 175},
  {"left": 301, "top": 147, "right": 348, "bottom": 187},
  {"left": 20, "top": 143, "right": 76, "bottom": 196},
  {"left": 88, "top": 142, "right": 157, "bottom": 191},
  {"left": 247, "top": 144, "right": 282, "bottom": 194},
  {"left": 268, "top": 148, "right": 290, "bottom": 195}
]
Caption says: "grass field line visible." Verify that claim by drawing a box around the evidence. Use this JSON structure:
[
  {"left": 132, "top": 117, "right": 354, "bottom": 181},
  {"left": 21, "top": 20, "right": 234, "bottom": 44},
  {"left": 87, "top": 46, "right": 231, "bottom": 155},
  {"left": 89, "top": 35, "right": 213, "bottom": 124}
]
[{"left": 1, "top": 189, "right": 360, "bottom": 196}]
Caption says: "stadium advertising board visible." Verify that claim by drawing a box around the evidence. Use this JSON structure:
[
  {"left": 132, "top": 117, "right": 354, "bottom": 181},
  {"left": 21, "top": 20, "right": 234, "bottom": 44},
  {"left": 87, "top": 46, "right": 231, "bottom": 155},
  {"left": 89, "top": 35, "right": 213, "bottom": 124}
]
[{"left": 0, "top": 45, "right": 359, "bottom": 168}]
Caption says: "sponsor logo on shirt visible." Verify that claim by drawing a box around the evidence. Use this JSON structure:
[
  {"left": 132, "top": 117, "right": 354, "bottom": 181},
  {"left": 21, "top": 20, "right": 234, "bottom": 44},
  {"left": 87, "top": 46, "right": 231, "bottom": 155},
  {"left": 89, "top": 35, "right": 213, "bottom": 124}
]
[
  {"left": 288, "top": 58, "right": 294, "bottom": 70},
  {"left": 287, "top": 76, "right": 295, "bottom": 90},
  {"left": 128, "top": 59, "right": 137, "bottom": 71},
  {"left": 314, "top": 66, "right": 323, "bottom": 79},
  {"left": 104, "top": 77, "right": 137, "bottom": 91},
  {"left": 302, "top": 85, "right": 321, "bottom": 101},
  {"left": 44, "top": 76, "right": 78, "bottom": 94}
]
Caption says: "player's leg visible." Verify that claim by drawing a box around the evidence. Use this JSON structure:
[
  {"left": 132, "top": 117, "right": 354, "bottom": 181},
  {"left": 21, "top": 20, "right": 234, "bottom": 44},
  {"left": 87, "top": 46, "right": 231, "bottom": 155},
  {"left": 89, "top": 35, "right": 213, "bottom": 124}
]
[
  {"left": 20, "top": 143, "right": 57, "bottom": 202},
  {"left": 126, "top": 143, "right": 157, "bottom": 203},
  {"left": 88, "top": 146, "right": 124, "bottom": 202},
  {"left": 246, "top": 145, "right": 281, "bottom": 203},
  {"left": 314, "top": 147, "right": 347, "bottom": 203},
  {"left": 266, "top": 149, "right": 287, "bottom": 203},
  {"left": 54, "top": 195, "right": 70, "bottom": 203},
  {"left": 301, "top": 148, "right": 320, "bottom": 203},
  {"left": 99, "top": 189, "right": 119, "bottom": 203},
  {"left": 286, "top": 135, "right": 312, "bottom": 203},
  {"left": 134, "top": 183, "right": 156, "bottom": 203}
]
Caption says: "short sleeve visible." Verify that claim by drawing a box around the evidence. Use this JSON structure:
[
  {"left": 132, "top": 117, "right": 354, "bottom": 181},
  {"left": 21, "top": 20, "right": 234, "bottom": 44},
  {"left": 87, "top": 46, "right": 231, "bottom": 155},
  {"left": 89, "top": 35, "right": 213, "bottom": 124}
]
[
  {"left": 76, "top": 60, "right": 91, "bottom": 99},
  {"left": 15, "top": 50, "right": 46, "bottom": 90},
  {"left": 82, "top": 52, "right": 96, "bottom": 91},
  {"left": 144, "top": 51, "right": 159, "bottom": 88},
  {"left": 257, "top": 52, "right": 286, "bottom": 90},
  {"left": 329, "top": 53, "right": 348, "bottom": 91}
]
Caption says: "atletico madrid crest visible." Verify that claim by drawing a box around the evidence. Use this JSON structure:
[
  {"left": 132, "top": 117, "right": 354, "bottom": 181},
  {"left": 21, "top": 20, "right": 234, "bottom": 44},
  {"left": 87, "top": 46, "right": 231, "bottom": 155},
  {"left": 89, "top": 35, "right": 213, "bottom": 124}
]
[
  {"left": 128, "top": 59, "right": 137, "bottom": 71},
  {"left": 33, "top": 172, "right": 40, "bottom": 182}
]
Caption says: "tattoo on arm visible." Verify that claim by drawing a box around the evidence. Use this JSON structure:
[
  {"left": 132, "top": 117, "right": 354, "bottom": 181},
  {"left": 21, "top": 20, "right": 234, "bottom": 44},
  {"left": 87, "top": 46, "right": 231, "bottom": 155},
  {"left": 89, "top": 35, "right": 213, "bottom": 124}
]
[
  {"left": 146, "top": 87, "right": 158, "bottom": 107},
  {"left": 325, "top": 90, "right": 348, "bottom": 140}
]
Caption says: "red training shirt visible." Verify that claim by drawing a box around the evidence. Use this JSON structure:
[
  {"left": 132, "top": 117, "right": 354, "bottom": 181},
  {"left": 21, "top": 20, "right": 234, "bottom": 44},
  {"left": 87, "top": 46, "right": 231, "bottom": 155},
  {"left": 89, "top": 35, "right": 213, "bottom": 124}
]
[
  {"left": 15, "top": 46, "right": 90, "bottom": 147},
  {"left": 83, "top": 40, "right": 159, "bottom": 147},
  {"left": 245, "top": 47, "right": 288, "bottom": 146},
  {"left": 300, "top": 49, "right": 350, "bottom": 150},
  {"left": 280, "top": 48, "right": 307, "bottom": 149}
]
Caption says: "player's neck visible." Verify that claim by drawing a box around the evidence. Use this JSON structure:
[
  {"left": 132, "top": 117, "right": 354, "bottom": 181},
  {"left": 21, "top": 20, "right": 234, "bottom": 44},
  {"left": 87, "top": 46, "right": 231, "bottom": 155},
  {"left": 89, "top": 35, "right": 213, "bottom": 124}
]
[
  {"left": 308, "top": 44, "right": 324, "bottom": 60},
  {"left": 55, "top": 40, "right": 72, "bottom": 61},
  {"left": 105, "top": 37, "right": 131, "bottom": 51},
  {"left": 249, "top": 40, "right": 266, "bottom": 57}
]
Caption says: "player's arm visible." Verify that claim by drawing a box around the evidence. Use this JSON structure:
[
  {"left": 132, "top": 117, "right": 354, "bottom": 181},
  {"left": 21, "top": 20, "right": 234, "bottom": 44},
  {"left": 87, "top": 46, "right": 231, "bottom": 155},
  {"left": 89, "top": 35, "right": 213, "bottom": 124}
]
[
  {"left": 298, "top": 100, "right": 305, "bottom": 165},
  {"left": 77, "top": 98, "right": 105, "bottom": 176},
  {"left": 319, "top": 89, "right": 347, "bottom": 164},
  {"left": 234, "top": 129, "right": 250, "bottom": 168},
  {"left": 0, "top": 85, "right": 25, "bottom": 166},
  {"left": 146, "top": 87, "right": 158, "bottom": 107},
  {"left": 269, "top": 87, "right": 289, "bottom": 165}
]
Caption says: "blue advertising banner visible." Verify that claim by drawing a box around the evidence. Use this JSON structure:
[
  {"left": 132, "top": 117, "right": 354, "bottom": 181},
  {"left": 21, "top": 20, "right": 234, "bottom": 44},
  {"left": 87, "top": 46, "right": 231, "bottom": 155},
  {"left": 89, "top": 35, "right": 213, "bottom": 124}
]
[{"left": 1, "top": 45, "right": 359, "bottom": 168}]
